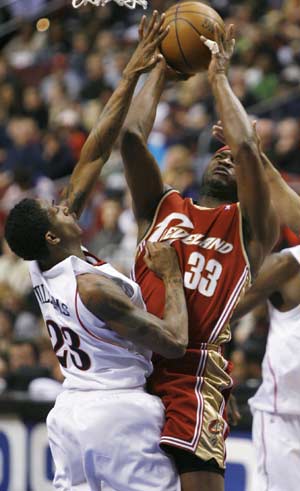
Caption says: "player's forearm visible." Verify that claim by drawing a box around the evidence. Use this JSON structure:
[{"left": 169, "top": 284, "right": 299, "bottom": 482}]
[
  {"left": 122, "top": 64, "right": 166, "bottom": 141},
  {"left": 161, "top": 275, "right": 189, "bottom": 353},
  {"left": 212, "top": 74, "right": 279, "bottom": 250},
  {"left": 261, "top": 152, "right": 300, "bottom": 233},
  {"left": 79, "top": 73, "right": 140, "bottom": 164},
  {"left": 211, "top": 74, "right": 254, "bottom": 156},
  {"left": 233, "top": 252, "right": 300, "bottom": 320},
  {"left": 63, "top": 73, "right": 140, "bottom": 217}
]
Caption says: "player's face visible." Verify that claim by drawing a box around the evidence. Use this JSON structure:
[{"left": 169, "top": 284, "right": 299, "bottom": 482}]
[
  {"left": 201, "top": 150, "right": 238, "bottom": 203},
  {"left": 205, "top": 150, "right": 236, "bottom": 185},
  {"left": 40, "top": 200, "right": 83, "bottom": 240}
]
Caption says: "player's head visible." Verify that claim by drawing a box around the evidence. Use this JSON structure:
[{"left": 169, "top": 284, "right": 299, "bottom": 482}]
[
  {"left": 199, "top": 146, "right": 238, "bottom": 203},
  {"left": 5, "top": 198, "right": 82, "bottom": 261}
]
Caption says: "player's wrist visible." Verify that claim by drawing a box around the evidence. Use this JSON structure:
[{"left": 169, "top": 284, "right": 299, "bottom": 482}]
[
  {"left": 210, "top": 70, "right": 228, "bottom": 84},
  {"left": 122, "top": 69, "right": 140, "bottom": 83},
  {"left": 162, "top": 273, "right": 183, "bottom": 284}
]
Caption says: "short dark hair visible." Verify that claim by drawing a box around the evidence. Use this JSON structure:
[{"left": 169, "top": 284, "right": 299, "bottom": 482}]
[{"left": 5, "top": 198, "right": 51, "bottom": 261}]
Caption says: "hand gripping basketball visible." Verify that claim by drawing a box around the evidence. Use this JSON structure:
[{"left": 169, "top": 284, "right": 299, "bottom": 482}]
[
  {"left": 202, "top": 39, "right": 219, "bottom": 55},
  {"left": 200, "top": 24, "right": 235, "bottom": 82}
]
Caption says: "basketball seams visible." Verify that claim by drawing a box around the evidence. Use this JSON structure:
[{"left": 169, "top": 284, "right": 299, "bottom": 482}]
[
  {"left": 174, "top": 5, "right": 193, "bottom": 71},
  {"left": 164, "top": 11, "right": 224, "bottom": 33},
  {"left": 178, "top": 18, "right": 213, "bottom": 40},
  {"left": 164, "top": 3, "right": 224, "bottom": 23}
]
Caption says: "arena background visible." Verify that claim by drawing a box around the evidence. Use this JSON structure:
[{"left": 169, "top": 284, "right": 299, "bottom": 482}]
[{"left": 0, "top": 0, "right": 300, "bottom": 490}]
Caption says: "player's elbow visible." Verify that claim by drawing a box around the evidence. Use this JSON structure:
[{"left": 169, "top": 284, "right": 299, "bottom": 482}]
[
  {"left": 121, "top": 126, "right": 145, "bottom": 148},
  {"left": 162, "top": 340, "right": 187, "bottom": 359}
]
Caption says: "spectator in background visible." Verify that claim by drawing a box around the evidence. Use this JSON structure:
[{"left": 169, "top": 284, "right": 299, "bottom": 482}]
[
  {"left": 275, "top": 118, "right": 300, "bottom": 174},
  {"left": 42, "top": 130, "right": 75, "bottom": 180},
  {"left": 3, "top": 22, "right": 45, "bottom": 69},
  {"left": 0, "top": 239, "right": 31, "bottom": 296},
  {"left": 40, "top": 53, "right": 81, "bottom": 103},
  {"left": 6, "top": 338, "right": 50, "bottom": 391},
  {"left": 3, "top": 117, "right": 43, "bottom": 180},
  {"left": 90, "top": 197, "right": 124, "bottom": 265},
  {"left": 0, "top": 83, "right": 20, "bottom": 118},
  {"left": 80, "top": 52, "right": 112, "bottom": 101},
  {"left": 21, "top": 86, "right": 48, "bottom": 130},
  {"left": 69, "top": 32, "right": 90, "bottom": 77}
]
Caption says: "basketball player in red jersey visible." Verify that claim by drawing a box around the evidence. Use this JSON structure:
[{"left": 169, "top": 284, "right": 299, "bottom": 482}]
[{"left": 119, "top": 25, "right": 279, "bottom": 491}]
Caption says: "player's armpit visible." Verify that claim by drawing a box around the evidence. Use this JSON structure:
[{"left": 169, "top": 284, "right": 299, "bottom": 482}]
[
  {"left": 233, "top": 252, "right": 300, "bottom": 320},
  {"left": 77, "top": 273, "right": 188, "bottom": 359}
]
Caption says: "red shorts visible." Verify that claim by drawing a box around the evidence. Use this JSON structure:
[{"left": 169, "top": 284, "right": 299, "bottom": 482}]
[{"left": 149, "top": 346, "right": 232, "bottom": 470}]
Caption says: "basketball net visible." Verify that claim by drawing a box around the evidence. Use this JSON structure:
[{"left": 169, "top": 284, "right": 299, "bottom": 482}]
[{"left": 72, "top": 0, "right": 147, "bottom": 9}]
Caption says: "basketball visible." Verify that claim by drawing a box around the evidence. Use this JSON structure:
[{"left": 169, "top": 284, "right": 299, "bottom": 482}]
[{"left": 160, "top": 1, "right": 225, "bottom": 74}]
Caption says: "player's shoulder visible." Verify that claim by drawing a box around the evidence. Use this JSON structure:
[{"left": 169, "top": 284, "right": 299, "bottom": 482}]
[{"left": 77, "top": 273, "right": 111, "bottom": 300}]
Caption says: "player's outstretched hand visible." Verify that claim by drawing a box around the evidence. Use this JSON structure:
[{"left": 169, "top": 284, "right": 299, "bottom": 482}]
[
  {"left": 144, "top": 241, "right": 182, "bottom": 280},
  {"left": 123, "top": 11, "right": 169, "bottom": 79},
  {"left": 200, "top": 24, "right": 235, "bottom": 84}
]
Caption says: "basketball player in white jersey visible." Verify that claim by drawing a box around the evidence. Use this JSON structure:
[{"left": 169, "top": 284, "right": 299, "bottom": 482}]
[
  {"left": 4, "top": 13, "right": 189, "bottom": 491},
  {"left": 232, "top": 246, "right": 300, "bottom": 491}
]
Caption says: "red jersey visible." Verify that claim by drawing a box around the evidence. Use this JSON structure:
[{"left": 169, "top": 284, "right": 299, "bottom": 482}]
[{"left": 133, "top": 189, "right": 251, "bottom": 464}]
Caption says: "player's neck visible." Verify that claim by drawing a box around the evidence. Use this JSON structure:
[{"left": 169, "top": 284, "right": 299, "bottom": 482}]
[
  {"left": 199, "top": 181, "right": 238, "bottom": 207},
  {"left": 39, "top": 243, "right": 86, "bottom": 271},
  {"left": 199, "top": 195, "right": 234, "bottom": 208}
]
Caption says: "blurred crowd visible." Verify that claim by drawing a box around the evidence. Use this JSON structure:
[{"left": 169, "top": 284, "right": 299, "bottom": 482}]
[{"left": 0, "top": 0, "right": 300, "bottom": 400}]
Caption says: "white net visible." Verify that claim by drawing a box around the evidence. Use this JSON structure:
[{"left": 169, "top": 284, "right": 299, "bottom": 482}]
[{"left": 72, "top": 0, "right": 147, "bottom": 9}]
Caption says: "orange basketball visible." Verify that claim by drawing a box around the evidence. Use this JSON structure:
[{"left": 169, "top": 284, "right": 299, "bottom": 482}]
[{"left": 161, "top": 1, "right": 225, "bottom": 74}]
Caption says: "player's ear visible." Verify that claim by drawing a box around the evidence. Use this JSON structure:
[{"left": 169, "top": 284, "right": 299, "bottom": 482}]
[{"left": 45, "top": 231, "right": 61, "bottom": 247}]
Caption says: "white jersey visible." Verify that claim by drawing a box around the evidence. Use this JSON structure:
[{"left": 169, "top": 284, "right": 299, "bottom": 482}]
[
  {"left": 249, "top": 246, "right": 300, "bottom": 415},
  {"left": 29, "top": 251, "right": 153, "bottom": 391}
]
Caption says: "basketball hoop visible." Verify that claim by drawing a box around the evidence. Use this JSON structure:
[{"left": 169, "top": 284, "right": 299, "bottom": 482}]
[{"left": 72, "top": 0, "right": 147, "bottom": 9}]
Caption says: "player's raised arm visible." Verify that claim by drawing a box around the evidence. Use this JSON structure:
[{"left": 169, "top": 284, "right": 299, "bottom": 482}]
[
  {"left": 261, "top": 152, "right": 300, "bottom": 235},
  {"left": 77, "top": 242, "right": 188, "bottom": 358},
  {"left": 202, "top": 25, "right": 279, "bottom": 274},
  {"left": 120, "top": 50, "right": 169, "bottom": 240},
  {"left": 60, "top": 11, "right": 169, "bottom": 219},
  {"left": 233, "top": 252, "right": 300, "bottom": 320}
]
